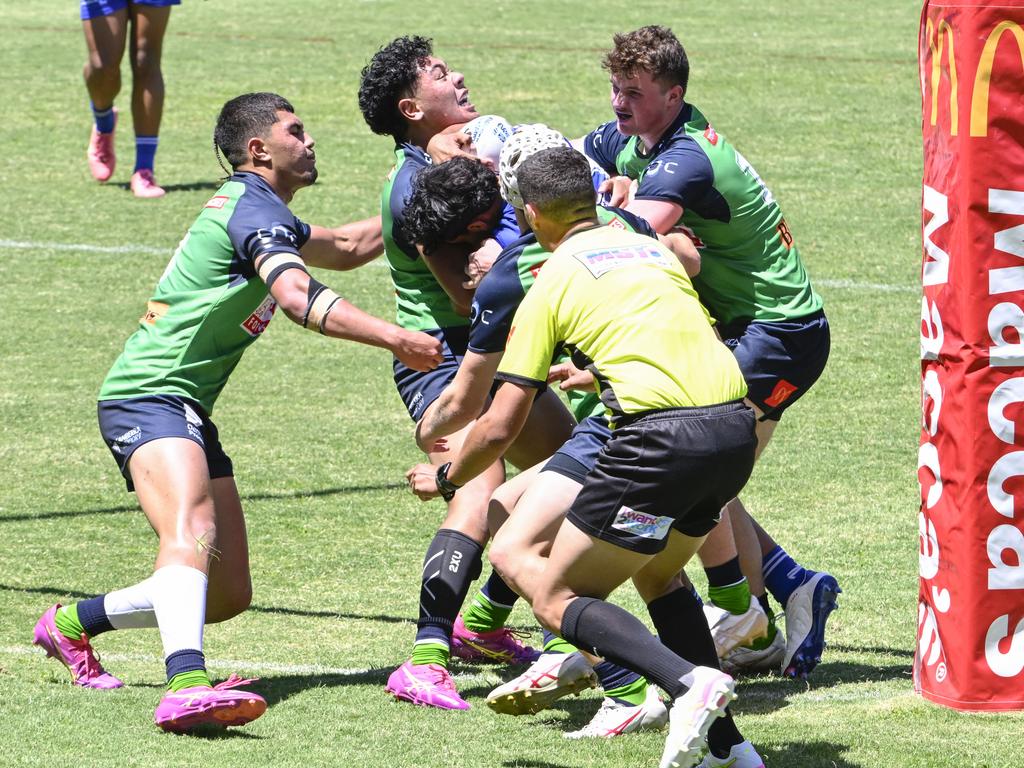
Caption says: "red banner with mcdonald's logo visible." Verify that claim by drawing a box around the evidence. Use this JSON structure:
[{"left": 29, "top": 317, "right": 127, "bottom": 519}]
[{"left": 918, "top": 0, "right": 1024, "bottom": 711}]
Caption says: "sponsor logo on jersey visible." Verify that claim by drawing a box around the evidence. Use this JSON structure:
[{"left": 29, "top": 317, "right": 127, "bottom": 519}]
[
  {"left": 241, "top": 295, "right": 278, "bottom": 337},
  {"left": 574, "top": 245, "right": 670, "bottom": 278},
  {"left": 764, "top": 379, "right": 799, "bottom": 408},
  {"left": 608, "top": 218, "right": 626, "bottom": 230},
  {"left": 140, "top": 301, "right": 169, "bottom": 325},
  {"left": 704, "top": 125, "right": 719, "bottom": 145},
  {"left": 611, "top": 506, "right": 674, "bottom": 540},
  {"left": 205, "top": 195, "right": 230, "bottom": 209},
  {"left": 529, "top": 259, "right": 548, "bottom": 279}
]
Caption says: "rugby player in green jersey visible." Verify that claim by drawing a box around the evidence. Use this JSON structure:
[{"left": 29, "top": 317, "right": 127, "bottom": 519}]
[
  {"left": 31, "top": 92, "right": 442, "bottom": 732},
  {"left": 408, "top": 146, "right": 764, "bottom": 768},
  {"left": 579, "top": 25, "right": 839, "bottom": 679},
  {"left": 360, "top": 36, "right": 568, "bottom": 710}
]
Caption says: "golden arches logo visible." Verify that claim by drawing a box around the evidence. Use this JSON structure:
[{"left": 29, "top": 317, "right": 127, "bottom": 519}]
[
  {"left": 970, "top": 20, "right": 1024, "bottom": 137},
  {"left": 925, "top": 17, "right": 958, "bottom": 135}
]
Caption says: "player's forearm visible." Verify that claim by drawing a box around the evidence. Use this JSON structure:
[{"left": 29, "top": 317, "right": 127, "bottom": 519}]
[
  {"left": 417, "top": 391, "right": 478, "bottom": 449},
  {"left": 446, "top": 416, "right": 516, "bottom": 487},
  {"left": 304, "top": 217, "right": 384, "bottom": 270},
  {"left": 320, "top": 299, "right": 403, "bottom": 352}
]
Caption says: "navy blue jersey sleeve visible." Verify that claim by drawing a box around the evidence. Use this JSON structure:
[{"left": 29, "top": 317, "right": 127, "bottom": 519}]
[
  {"left": 583, "top": 121, "right": 628, "bottom": 176},
  {"left": 226, "top": 175, "right": 308, "bottom": 265},
  {"left": 387, "top": 158, "right": 424, "bottom": 261},
  {"left": 632, "top": 138, "right": 714, "bottom": 210},
  {"left": 467, "top": 240, "right": 530, "bottom": 354},
  {"left": 493, "top": 202, "right": 522, "bottom": 249}
]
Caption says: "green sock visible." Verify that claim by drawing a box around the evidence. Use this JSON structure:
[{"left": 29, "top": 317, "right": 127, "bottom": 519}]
[
  {"left": 411, "top": 642, "right": 450, "bottom": 667},
  {"left": 461, "top": 591, "right": 512, "bottom": 633},
  {"left": 604, "top": 676, "right": 649, "bottom": 706},
  {"left": 54, "top": 604, "right": 87, "bottom": 641},
  {"left": 168, "top": 670, "right": 212, "bottom": 692},
  {"left": 542, "top": 635, "right": 578, "bottom": 655},
  {"left": 744, "top": 617, "right": 779, "bottom": 651},
  {"left": 708, "top": 578, "right": 752, "bottom": 615}
]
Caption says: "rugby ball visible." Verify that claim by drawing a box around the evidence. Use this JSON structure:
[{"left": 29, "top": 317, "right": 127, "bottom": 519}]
[{"left": 460, "top": 115, "right": 513, "bottom": 167}]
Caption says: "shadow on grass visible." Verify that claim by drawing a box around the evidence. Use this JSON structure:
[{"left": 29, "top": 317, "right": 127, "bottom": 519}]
[
  {"left": 115, "top": 180, "right": 222, "bottom": 194},
  {"left": 501, "top": 761, "right": 574, "bottom": 768},
  {"left": 0, "top": 582, "right": 413, "bottom": 626},
  {"left": 253, "top": 667, "right": 393, "bottom": 708},
  {"left": 760, "top": 740, "right": 861, "bottom": 768},
  {"left": 829, "top": 643, "right": 915, "bottom": 659},
  {"left": 0, "top": 481, "right": 405, "bottom": 523}
]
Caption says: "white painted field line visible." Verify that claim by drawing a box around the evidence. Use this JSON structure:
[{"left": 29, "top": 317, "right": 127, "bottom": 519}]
[
  {"left": 0, "top": 239, "right": 169, "bottom": 256},
  {"left": 0, "top": 238, "right": 918, "bottom": 291},
  {"left": 3, "top": 644, "right": 492, "bottom": 682}
]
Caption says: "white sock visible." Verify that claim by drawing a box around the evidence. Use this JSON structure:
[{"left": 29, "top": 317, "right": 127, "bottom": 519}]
[
  {"left": 150, "top": 564, "right": 208, "bottom": 657},
  {"left": 104, "top": 576, "right": 158, "bottom": 630}
]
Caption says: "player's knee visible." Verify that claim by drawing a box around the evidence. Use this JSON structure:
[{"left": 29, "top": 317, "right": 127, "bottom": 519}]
[
  {"left": 487, "top": 537, "right": 517, "bottom": 585},
  {"left": 632, "top": 569, "right": 682, "bottom": 604},
  {"left": 85, "top": 56, "right": 120, "bottom": 84},
  {"left": 130, "top": 46, "right": 163, "bottom": 80}
]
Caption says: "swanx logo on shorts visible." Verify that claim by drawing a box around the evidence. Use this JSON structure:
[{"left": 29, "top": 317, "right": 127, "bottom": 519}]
[
  {"left": 611, "top": 506, "right": 674, "bottom": 540},
  {"left": 574, "top": 245, "right": 670, "bottom": 278},
  {"left": 241, "top": 295, "right": 278, "bottom": 337}
]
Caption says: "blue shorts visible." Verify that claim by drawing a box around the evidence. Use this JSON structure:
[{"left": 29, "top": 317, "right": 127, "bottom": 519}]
[
  {"left": 97, "top": 394, "right": 233, "bottom": 492},
  {"left": 81, "top": 0, "right": 180, "bottom": 21},
  {"left": 719, "top": 309, "right": 830, "bottom": 421},
  {"left": 544, "top": 415, "right": 612, "bottom": 483},
  {"left": 393, "top": 326, "right": 469, "bottom": 422}
]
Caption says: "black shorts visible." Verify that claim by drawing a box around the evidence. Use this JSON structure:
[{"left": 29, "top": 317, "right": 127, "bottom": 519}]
[
  {"left": 566, "top": 401, "right": 756, "bottom": 555},
  {"left": 544, "top": 415, "right": 612, "bottom": 484},
  {"left": 719, "top": 309, "right": 830, "bottom": 421},
  {"left": 97, "top": 394, "right": 233, "bottom": 492},
  {"left": 393, "top": 326, "right": 469, "bottom": 422}
]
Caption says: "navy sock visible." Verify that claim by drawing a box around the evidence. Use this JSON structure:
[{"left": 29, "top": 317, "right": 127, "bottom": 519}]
[
  {"left": 561, "top": 596, "right": 694, "bottom": 700},
  {"left": 415, "top": 529, "right": 483, "bottom": 646},
  {"left": 762, "top": 544, "right": 809, "bottom": 607},
  {"left": 481, "top": 570, "right": 519, "bottom": 607},
  {"left": 648, "top": 588, "right": 743, "bottom": 758},
  {"left": 593, "top": 660, "right": 641, "bottom": 691},
  {"left": 704, "top": 557, "right": 744, "bottom": 589},
  {"left": 91, "top": 103, "right": 115, "bottom": 134},
  {"left": 165, "top": 648, "right": 205, "bottom": 681},
  {"left": 77, "top": 595, "right": 114, "bottom": 638},
  {"left": 134, "top": 135, "right": 158, "bottom": 173}
]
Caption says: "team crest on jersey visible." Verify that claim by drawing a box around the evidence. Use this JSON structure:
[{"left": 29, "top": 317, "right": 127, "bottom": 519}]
[
  {"left": 529, "top": 260, "right": 548, "bottom": 279},
  {"left": 611, "top": 506, "right": 674, "bottom": 540},
  {"left": 140, "top": 301, "right": 168, "bottom": 325},
  {"left": 205, "top": 195, "right": 230, "bottom": 209},
  {"left": 574, "top": 245, "right": 670, "bottom": 278},
  {"left": 241, "top": 295, "right": 278, "bottom": 337},
  {"left": 704, "top": 125, "right": 719, "bottom": 146},
  {"left": 608, "top": 218, "right": 626, "bottom": 230}
]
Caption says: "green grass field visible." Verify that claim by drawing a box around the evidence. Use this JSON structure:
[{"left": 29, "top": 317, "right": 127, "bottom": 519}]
[{"left": 2, "top": 1, "right": 1020, "bottom": 766}]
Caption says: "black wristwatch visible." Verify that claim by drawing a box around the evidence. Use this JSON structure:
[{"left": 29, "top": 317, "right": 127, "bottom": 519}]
[{"left": 435, "top": 462, "right": 461, "bottom": 502}]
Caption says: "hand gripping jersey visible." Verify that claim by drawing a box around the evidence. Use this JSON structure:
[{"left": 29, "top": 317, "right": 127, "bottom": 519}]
[
  {"left": 98, "top": 172, "right": 311, "bottom": 414},
  {"left": 584, "top": 104, "right": 823, "bottom": 325},
  {"left": 470, "top": 207, "right": 657, "bottom": 421},
  {"left": 496, "top": 225, "right": 747, "bottom": 426},
  {"left": 382, "top": 142, "right": 520, "bottom": 332}
]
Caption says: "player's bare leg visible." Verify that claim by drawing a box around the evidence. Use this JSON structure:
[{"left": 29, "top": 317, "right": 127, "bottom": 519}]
[
  {"left": 81, "top": 8, "right": 126, "bottom": 181},
  {"left": 127, "top": 4, "right": 171, "bottom": 197}
]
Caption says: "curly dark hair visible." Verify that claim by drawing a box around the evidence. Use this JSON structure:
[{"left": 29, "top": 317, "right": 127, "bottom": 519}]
[
  {"left": 358, "top": 36, "right": 433, "bottom": 141},
  {"left": 603, "top": 25, "right": 689, "bottom": 92},
  {"left": 404, "top": 158, "right": 499, "bottom": 254}
]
